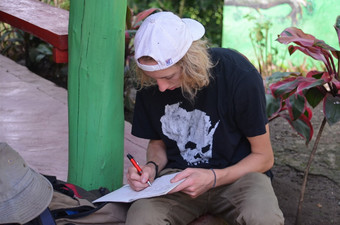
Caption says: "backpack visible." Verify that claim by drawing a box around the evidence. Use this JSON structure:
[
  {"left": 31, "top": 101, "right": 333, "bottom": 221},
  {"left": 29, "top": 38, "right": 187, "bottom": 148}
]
[
  {"left": 22, "top": 208, "right": 56, "bottom": 225},
  {"left": 45, "top": 175, "right": 128, "bottom": 225}
]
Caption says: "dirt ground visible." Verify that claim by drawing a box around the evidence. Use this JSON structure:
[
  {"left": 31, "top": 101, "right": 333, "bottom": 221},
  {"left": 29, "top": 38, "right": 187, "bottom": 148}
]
[
  {"left": 271, "top": 165, "right": 340, "bottom": 225},
  {"left": 269, "top": 105, "right": 340, "bottom": 225}
]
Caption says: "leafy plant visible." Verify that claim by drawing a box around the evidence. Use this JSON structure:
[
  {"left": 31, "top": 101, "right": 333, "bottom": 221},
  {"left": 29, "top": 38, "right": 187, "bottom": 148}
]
[
  {"left": 266, "top": 16, "right": 340, "bottom": 225},
  {"left": 0, "top": 24, "right": 25, "bottom": 61},
  {"left": 244, "top": 13, "right": 282, "bottom": 77},
  {"left": 28, "top": 42, "right": 53, "bottom": 63},
  {"left": 40, "top": 0, "right": 70, "bottom": 10}
]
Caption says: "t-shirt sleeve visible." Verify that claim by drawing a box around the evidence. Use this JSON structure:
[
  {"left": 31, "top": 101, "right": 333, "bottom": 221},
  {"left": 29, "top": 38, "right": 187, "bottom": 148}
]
[
  {"left": 214, "top": 48, "right": 268, "bottom": 138},
  {"left": 131, "top": 89, "right": 161, "bottom": 140},
  {"left": 234, "top": 67, "right": 268, "bottom": 137}
]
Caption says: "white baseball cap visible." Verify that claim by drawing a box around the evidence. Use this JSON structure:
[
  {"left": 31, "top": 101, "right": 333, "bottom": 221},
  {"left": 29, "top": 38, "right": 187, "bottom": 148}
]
[{"left": 134, "top": 11, "right": 205, "bottom": 72}]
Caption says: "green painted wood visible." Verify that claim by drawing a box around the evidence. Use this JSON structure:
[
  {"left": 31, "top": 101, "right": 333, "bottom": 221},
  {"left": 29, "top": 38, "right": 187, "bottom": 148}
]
[{"left": 67, "top": 0, "right": 126, "bottom": 190}]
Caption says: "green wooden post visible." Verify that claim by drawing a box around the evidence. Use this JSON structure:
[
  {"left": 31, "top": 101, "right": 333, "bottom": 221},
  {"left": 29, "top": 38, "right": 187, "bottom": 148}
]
[{"left": 67, "top": 0, "right": 126, "bottom": 190}]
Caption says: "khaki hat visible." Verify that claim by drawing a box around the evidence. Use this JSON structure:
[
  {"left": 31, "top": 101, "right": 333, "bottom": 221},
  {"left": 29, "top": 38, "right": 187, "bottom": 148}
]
[
  {"left": 0, "top": 143, "right": 53, "bottom": 224},
  {"left": 134, "top": 11, "right": 205, "bottom": 72}
]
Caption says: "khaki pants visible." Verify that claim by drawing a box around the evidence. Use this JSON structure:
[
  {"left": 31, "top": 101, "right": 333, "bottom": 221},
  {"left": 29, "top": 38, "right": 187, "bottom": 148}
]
[{"left": 125, "top": 169, "right": 284, "bottom": 225}]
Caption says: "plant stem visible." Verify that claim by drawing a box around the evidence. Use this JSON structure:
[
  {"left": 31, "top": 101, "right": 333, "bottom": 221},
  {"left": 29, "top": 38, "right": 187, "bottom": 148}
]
[
  {"left": 337, "top": 52, "right": 340, "bottom": 80},
  {"left": 295, "top": 117, "right": 327, "bottom": 225}
]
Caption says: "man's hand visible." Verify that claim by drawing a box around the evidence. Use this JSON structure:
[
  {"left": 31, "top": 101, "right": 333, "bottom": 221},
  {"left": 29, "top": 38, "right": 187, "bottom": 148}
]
[
  {"left": 169, "top": 168, "right": 215, "bottom": 198},
  {"left": 126, "top": 164, "right": 156, "bottom": 191}
]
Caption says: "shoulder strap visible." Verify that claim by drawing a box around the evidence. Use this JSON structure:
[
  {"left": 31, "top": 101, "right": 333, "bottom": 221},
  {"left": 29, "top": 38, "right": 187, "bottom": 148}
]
[
  {"left": 39, "top": 208, "right": 56, "bottom": 225},
  {"left": 51, "top": 202, "right": 107, "bottom": 220}
]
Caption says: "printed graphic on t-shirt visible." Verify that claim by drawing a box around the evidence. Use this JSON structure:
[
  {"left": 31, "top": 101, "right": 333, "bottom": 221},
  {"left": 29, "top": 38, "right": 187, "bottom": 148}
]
[{"left": 160, "top": 103, "right": 220, "bottom": 166}]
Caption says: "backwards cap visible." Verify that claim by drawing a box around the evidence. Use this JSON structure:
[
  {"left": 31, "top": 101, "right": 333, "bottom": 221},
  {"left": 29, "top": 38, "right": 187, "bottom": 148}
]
[{"left": 134, "top": 11, "right": 205, "bottom": 71}]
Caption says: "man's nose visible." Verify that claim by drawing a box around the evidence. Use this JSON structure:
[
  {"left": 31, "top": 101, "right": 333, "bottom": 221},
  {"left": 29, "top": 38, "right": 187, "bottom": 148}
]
[{"left": 157, "top": 80, "right": 169, "bottom": 92}]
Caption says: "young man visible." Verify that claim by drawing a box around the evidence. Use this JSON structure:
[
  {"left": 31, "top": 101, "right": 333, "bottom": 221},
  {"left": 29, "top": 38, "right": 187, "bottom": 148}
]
[{"left": 126, "top": 11, "right": 284, "bottom": 225}]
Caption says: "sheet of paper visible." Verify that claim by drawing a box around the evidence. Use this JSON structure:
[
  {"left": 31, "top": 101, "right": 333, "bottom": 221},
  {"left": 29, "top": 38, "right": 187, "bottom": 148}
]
[{"left": 93, "top": 172, "right": 184, "bottom": 203}]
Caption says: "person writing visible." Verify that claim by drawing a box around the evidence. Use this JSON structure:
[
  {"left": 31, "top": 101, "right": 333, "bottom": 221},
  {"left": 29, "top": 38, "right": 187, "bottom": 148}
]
[{"left": 126, "top": 11, "right": 284, "bottom": 225}]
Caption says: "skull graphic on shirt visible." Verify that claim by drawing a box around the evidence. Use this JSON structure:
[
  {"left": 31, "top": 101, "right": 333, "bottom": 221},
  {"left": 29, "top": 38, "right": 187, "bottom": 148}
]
[{"left": 160, "top": 103, "right": 220, "bottom": 165}]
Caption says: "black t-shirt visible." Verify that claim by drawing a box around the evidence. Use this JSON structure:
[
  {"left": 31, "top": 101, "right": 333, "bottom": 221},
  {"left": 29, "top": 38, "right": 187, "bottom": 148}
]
[{"left": 132, "top": 48, "right": 268, "bottom": 170}]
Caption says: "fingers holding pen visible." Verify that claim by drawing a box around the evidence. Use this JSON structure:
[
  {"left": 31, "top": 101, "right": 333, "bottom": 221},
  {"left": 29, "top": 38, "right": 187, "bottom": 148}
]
[
  {"left": 126, "top": 154, "right": 153, "bottom": 190},
  {"left": 126, "top": 166, "right": 150, "bottom": 191}
]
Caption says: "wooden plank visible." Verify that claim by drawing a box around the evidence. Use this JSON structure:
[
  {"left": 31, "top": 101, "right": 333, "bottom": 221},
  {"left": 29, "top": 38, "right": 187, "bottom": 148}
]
[
  {"left": 0, "top": 0, "right": 68, "bottom": 62},
  {"left": 53, "top": 47, "right": 68, "bottom": 63}
]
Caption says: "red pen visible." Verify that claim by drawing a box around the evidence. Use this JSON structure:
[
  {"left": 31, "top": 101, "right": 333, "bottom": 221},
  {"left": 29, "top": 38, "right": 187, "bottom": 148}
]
[{"left": 127, "top": 153, "right": 152, "bottom": 186}]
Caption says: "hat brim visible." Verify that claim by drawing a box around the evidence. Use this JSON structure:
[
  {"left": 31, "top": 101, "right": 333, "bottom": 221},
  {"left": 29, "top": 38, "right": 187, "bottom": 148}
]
[
  {"left": 182, "top": 18, "right": 205, "bottom": 41},
  {"left": 0, "top": 169, "right": 53, "bottom": 224}
]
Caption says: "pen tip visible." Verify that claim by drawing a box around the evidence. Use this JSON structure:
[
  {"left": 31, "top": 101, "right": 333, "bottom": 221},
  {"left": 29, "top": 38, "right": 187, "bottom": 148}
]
[{"left": 127, "top": 153, "right": 132, "bottom": 159}]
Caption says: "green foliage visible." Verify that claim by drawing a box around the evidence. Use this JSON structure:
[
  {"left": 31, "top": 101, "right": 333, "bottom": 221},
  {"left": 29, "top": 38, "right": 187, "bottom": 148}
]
[
  {"left": 0, "top": 24, "right": 25, "bottom": 61},
  {"left": 0, "top": 25, "right": 51, "bottom": 64},
  {"left": 29, "top": 43, "right": 52, "bottom": 63},
  {"left": 244, "top": 13, "right": 286, "bottom": 77},
  {"left": 40, "top": 0, "right": 69, "bottom": 10}
]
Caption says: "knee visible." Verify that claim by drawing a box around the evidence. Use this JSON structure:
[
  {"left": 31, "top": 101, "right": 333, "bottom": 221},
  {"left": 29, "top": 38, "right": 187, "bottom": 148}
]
[
  {"left": 238, "top": 213, "right": 284, "bottom": 225},
  {"left": 236, "top": 206, "right": 284, "bottom": 225},
  {"left": 125, "top": 199, "right": 171, "bottom": 225},
  {"left": 235, "top": 172, "right": 284, "bottom": 225}
]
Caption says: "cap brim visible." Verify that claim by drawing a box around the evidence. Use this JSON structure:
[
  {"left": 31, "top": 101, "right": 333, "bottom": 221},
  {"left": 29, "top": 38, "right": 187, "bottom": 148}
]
[
  {"left": 0, "top": 169, "right": 53, "bottom": 224},
  {"left": 182, "top": 18, "right": 205, "bottom": 41}
]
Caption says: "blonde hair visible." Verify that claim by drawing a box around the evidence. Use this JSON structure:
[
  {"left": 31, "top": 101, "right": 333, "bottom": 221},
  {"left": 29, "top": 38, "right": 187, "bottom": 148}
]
[{"left": 135, "top": 39, "right": 213, "bottom": 101}]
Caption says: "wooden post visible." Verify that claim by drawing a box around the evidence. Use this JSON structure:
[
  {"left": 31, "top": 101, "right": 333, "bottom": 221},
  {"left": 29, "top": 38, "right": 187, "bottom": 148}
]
[{"left": 67, "top": 0, "right": 126, "bottom": 190}]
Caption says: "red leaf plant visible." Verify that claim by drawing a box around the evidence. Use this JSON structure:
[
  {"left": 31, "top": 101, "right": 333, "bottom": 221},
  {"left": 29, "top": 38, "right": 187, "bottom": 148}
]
[{"left": 266, "top": 16, "right": 340, "bottom": 225}]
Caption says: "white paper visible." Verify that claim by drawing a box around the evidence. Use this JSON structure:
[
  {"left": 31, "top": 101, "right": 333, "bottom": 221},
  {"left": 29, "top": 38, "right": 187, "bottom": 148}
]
[{"left": 93, "top": 172, "right": 184, "bottom": 203}]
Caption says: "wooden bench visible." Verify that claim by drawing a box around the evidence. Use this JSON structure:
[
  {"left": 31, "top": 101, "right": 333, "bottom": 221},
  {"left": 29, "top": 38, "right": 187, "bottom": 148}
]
[{"left": 0, "top": 0, "right": 69, "bottom": 63}]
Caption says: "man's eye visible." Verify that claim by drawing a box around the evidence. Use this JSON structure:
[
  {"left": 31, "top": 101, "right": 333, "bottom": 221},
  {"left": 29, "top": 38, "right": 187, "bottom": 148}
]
[{"left": 165, "top": 75, "right": 174, "bottom": 80}]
